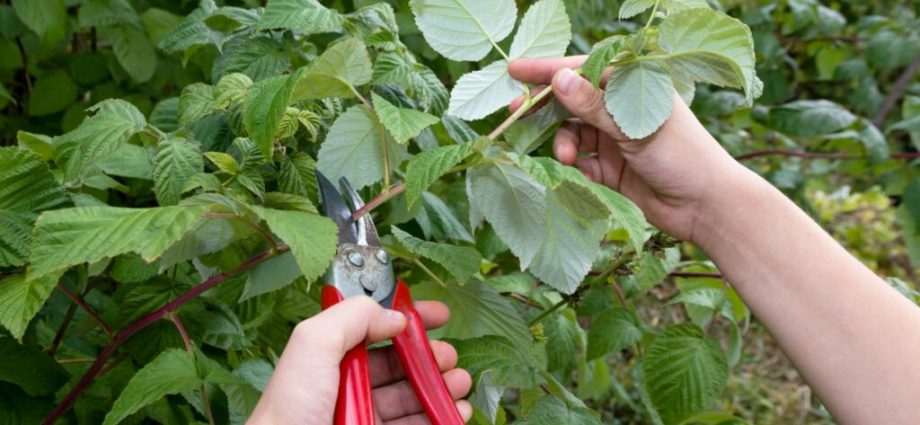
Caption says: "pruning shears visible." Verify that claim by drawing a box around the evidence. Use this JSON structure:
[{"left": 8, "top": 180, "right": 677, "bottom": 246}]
[{"left": 316, "top": 171, "right": 464, "bottom": 425}]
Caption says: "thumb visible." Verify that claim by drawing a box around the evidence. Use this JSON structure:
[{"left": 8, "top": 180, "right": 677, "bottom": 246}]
[
  {"left": 551, "top": 68, "right": 628, "bottom": 142},
  {"left": 292, "top": 296, "right": 407, "bottom": 362}
]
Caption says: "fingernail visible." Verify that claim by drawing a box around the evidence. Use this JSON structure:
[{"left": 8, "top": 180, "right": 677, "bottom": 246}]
[
  {"left": 556, "top": 68, "right": 580, "bottom": 96},
  {"left": 386, "top": 310, "right": 406, "bottom": 326}
]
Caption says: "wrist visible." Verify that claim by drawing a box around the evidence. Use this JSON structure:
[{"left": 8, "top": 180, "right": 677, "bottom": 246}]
[{"left": 690, "top": 162, "right": 772, "bottom": 251}]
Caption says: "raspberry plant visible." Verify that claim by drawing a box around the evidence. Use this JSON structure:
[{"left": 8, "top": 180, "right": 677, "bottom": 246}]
[{"left": 0, "top": 0, "right": 918, "bottom": 424}]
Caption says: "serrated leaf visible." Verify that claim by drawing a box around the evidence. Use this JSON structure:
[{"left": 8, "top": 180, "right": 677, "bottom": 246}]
[
  {"left": 409, "top": 0, "right": 517, "bottom": 62},
  {"left": 292, "top": 37, "right": 372, "bottom": 101},
  {"left": 214, "top": 73, "right": 253, "bottom": 111},
  {"left": 372, "top": 52, "right": 413, "bottom": 85},
  {"left": 0, "top": 273, "right": 63, "bottom": 340},
  {"left": 372, "top": 92, "right": 439, "bottom": 144},
  {"left": 53, "top": 99, "right": 147, "bottom": 183},
  {"left": 28, "top": 70, "right": 78, "bottom": 116},
  {"left": 405, "top": 143, "right": 475, "bottom": 208},
  {"left": 768, "top": 100, "right": 856, "bottom": 137},
  {"left": 416, "top": 192, "right": 475, "bottom": 243},
  {"left": 258, "top": 0, "right": 343, "bottom": 34},
  {"left": 98, "top": 144, "right": 154, "bottom": 180},
  {"left": 212, "top": 36, "right": 291, "bottom": 82},
  {"left": 589, "top": 183, "right": 647, "bottom": 253},
  {"left": 102, "top": 25, "right": 157, "bottom": 83},
  {"left": 412, "top": 279, "right": 531, "bottom": 349},
  {"left": 243, "top": 70, "right": 302, "bottom": 160},
  {"left": 643, "top": 324, "right": 728, "bottom": 424},
  {"left": 586, "top": 308, "right": 645, "bottom": 360},
  {"left": 103, "top": 349, "right": 201, "bottom": 425},
  {"left": 469, "top": 370, "right": 503, "bottom": 423},
  {"left": 78, "top": 0, "right": 139, "bottom": 28},
  {"left": 605, "top": 60, "right": 674, "bottom": 139},
  {"left": 525, "top": 396, "right": 602, "bottom": 425},
  {"left": 509, "top": 0, "right": 571, "bottom": 59},
  {"left": 249, "top": 206, "right": 337, "bottom": 282},
  {"left": 448, "top": 60, "right": 523, "bottom": 121},
  {"left": 16, "top": 131, "right": 54, "bottom": 160},
  {"left": 625, "top": 247, "right": 681, "bottom": 295},
  {"left": 583, "top": 36, "right": 623, "bottom": 88},
  {"left": 451, "top": 335, "right": 543, "bottom": 388},
  {"left": 29, "top": 205, "right": 208, "bottom": 279},
  {"left": 154, "top": 138, "right": 204, "bottom": 206},
  {"left": 278, "top": 153, "right": 318, "bottom": 201},
  {"left": 179, "top": 83, "right": 215, "bottom": 126},
  {"left": 0, "top": 337, "right": 68, "bottom": 395},
  {"left": 241, "top": 252, "right": 301, "bottom": 301},
  {"left": 543, "top": 308, "right": 582, "bottom": 374},
  {"left": 204, "top": 152, "right": 240, "bottom": 175},
  {"left": 528, "top": 181, "right": 609, "bottom": 294},
  {"left": 619, "top": 0, "right": 656, "bottom": 19},
  {"left": 468, "top": 162, "right": 546, "bottom": 266},
  {"left": 391, "top": 227, "right": 480, "bottom": 284},
  {"left": 317, "top": 105, "right": 407, "bottom": 190},
  {"left": 659, "top": 9, "right": 758, "bottom": 104},
  {"left": 157, "top": 6, "right": 220, "bottom": 54}
]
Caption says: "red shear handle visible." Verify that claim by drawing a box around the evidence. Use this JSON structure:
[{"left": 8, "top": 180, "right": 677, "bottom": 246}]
[
  {"left": 391, "top": 281, "right": 465, "bottom": 425},
  {"left": 321, "top": 286, "right": 376, "bottom": 425}
]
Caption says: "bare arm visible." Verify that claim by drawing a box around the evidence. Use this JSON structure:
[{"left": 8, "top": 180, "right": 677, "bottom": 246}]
[{"left": 508, "top": 57, "right": 920, "bottom": 425}]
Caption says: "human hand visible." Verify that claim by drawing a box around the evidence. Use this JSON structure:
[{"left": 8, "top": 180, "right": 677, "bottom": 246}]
[
  {"left": 248, "top": 296, "right": 472, "bottom": 425},
  {"left": 508, "top": 57, "right": 747, "bottom": 243}
]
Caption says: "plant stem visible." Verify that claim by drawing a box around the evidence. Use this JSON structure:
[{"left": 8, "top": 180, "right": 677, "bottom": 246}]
[
  {"left": 873, "top": 54, "right": 920, "bottom": 127},
  {"left": 412, "top": 258, "right": 447, "bottom": 288},
  {"left": 56, "top": 284, "right": 113, "bottom": 337},
  {"left": 170, "top": 314, "right": 216, "bottom": 425},
  {"left": 351, "top": 182, "right": 406, "bottom": 221},
  {"left": 528, "top": 297, "right": 569, "bottom": 326},
  {"left": 41, "top": 245, "right": 286, "bottom": 425},
  {"left": 644, "top": 0, "right": 662, "bottom": 30},
  {"left": 487, "top": 86, "right": 554, "bottom": 141},
  {"left": 47, "top": 303, "right": 77, "bottom": 356}
]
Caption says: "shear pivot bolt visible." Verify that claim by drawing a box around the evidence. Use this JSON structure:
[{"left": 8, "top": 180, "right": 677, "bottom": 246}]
[
  {"left": 346, "top": 251, "right": 365, "bottom": 268},
  {"left": 376, "top": 250, "right": 389, "bottom": 264}
]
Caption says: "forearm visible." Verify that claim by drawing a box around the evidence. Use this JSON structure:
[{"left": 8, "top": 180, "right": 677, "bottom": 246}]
[{"left": 694, "top": 165, "right": 920, "bottom": 425}]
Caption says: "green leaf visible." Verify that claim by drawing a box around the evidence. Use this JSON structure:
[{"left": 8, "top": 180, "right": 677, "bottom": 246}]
[
  {"left": 372, "top": 93, "right": 439, "bottom": 144},
  {"left": 586, "top": 308, "right": 645, "bottom": 360},
  {"left": 768, "top": 100, "right": 856, "bottom": 137},
  {"left": 317, "top": 105, "right": 407, "bottom": 190},
  {"left": 416, "top": 192, "right": 475, "bottom": 243},
  {"left": 509, "top": 0, "right": 571, "bottom": 59},
  {"left": 543, "top": 308, "right": 582, "bottom": 374},
  {"left": 249, "top": 206, "right": 337, "bottom": 282},
  {"left": 469, "top": 370, "right": 503, "bottom": 423},
  {"left": 292, "top": 37, "right": 372, "bottom": 101},
  {"left": 451, "top": 335, "right": 543, "bottom": 388},
  {"left": 154, "top": 138, "right": 204, "bottom": 206},
  {"left": 409, "top": 0, "right": 517, "bottom": 62},
  {"left": 643, "top": 324, "right": 728, "bottom": 424},
  {"left": 157, "top": 6, "right": 219, "bottom": 54},
  {"left": 448, "top": 60, "right": 522, "bottom": 121},
  {"left": 29, "top": 205, "right": 208, "bottom": 279},
  {"left": 102, "top": 25, "right": 157, "bottom": 83},
  {"left": 241, "top": 252, "right": 301, "bottom": 301},
  {"left": 0, "top": 337, "right": 68, "bottom": 395},
  {"left": 391, "top": 227, "right": 481, "bottom": 284},
  {"left": 528, "top": 181, "right": 609, "bottom": 294},
  {"left": 178, "top": 83, "right": 215, "bottom": 126},
  {"left": 243, "top": 70, "right": 302, "bottom": 160},
  {"left": 278, "top": 153, "right": 318, "bottom": 201},
  {"left": 98, "top": 144, "right": 154, "bottom": 180},
  {"left": 405, "top": 143, "right": 475, "bottom": 208},
  {"left": 659, "top": 9, "right": 760, "bottom": 104},
  {"left": 53, "top": 99, "right": 147, "bottom": 183},
  {"left": 103, "top": 349, "right": 201, "bottom": 425},
  {"left": 79, "top": 0, "right": 139, "bottom": 28},
  {"left": 29, "top": 70, "right": 78, "bottom": 116},
  {"left": 582, "top": 37, "right": 623, "bottom": 88},
  {"left": 605, "top": 60, "right": 674, "bottom": 140},
  {"left": 258, "top": 0, "right": 343, "bottom": 34},
  {"left": 412, "top": 279, "right": 532, "bottom": 349},
  {"left": 589, "top": 183, "right": 647, "bottom": 254},
  {"left": 214, "top": 73, "right": 253, "bottom": 111},
  {"left": 468, "top": 162, "right": 546, "bottom": 267},
  {"left": 618, "top": 0, "right": 656, "bottom": 19},
  {"left": 524, "top": 395, "right": 601, "bottom": 425},
  {"left": 625, "top": 247, "right": 681, "bottom": 296},
  {"left": 0, "top": 273, "right": 63, "bottom": 340},
  {"left": 11, "top": 0, "right": 66, "bottom": 46},
  {"left": 212, "top": 36, "right": 291, "bottom": 82},
  {"left": 16, "top": 131, "right": 54, "bottom": 161}
]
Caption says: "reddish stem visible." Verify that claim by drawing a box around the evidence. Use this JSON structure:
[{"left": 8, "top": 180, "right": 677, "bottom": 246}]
[
  {"left": 41, "top": 246, "right": 285, "bottom": 425},
  {"left": 352, "top": 182, "right": 406, "bottom": 221},
  {"left": 56, "top": 284, "right": 112, "bottom": 337}
]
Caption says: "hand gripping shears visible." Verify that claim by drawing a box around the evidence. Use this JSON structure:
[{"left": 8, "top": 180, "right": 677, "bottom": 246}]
[{"left": 317, "top": 171, "right": 464, "bottom": 425}]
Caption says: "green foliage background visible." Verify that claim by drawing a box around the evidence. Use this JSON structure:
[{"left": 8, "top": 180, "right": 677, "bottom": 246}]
[{"left": 0, "top": 0, "right": 919, "bottom": 424}]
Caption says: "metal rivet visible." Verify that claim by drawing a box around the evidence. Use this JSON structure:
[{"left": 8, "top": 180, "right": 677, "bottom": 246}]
[
  {"left": 360, "top": 275, "right": 378, "bottom": 291},
  {"left": 376, "top": 250, "right": 389, "bottom": 264},
  {"left": 347, "top": 250, "right": 365, "bottom": 268}
]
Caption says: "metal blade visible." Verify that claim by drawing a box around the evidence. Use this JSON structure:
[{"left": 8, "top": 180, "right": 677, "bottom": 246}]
[
  {"left": 339, "top": 177, "right": 381, "bottom": 247},
  {"left": 316, "top": 171, "right": 358, "bottom": 245}
]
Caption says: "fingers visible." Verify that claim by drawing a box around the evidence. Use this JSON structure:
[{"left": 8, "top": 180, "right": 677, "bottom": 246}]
[
  {"left": 291, "top": 296, "right": 407, "bottom": 363},
  {"left": 509, "top": 85, "right": 550, "bottom": 114},
  {"left": 369, "top": 340, "right": 458, "bottom": 387},
  {"left": 373, "top": 369, "right": 473, "bottom": 422},
  {"left": 508, "top": 56, "right": 587, "bottom": 84},
  {"left": 551, "top": 68, "right": 627, "bottom": 141},
  {"left": 383, "top": 401, "right": 473, "bottom": 425},
  {"left": 412, "top": 301, "right": 450, "bottom": 329}
]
